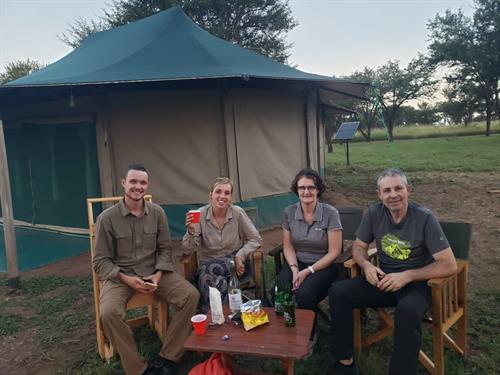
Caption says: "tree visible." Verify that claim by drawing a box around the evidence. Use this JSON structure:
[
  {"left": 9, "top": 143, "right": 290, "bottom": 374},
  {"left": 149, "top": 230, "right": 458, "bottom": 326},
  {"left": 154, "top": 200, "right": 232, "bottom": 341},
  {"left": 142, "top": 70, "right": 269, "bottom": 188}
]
[
  {"left": 374, "top": 55, "right": 437, "bottom": 141},
  {"left": 427, "top": 0, "right": 500, "bottom": 136},
  {"left": 438, "top": 76, "right": 482, "bottom": 125},
  {"left": 396, "top": 105, "right": 420, "bottom": 126},
  {"left": 345, "top": 68, "right": 383, "bottom": 142},
  {"left": 323, "top": 109, "right": 341, "bottom": 153},
  {"left": 0, "top": 59, "right": 42, "bottom": 84},
  {"left": 414, "top": 102, "right": 439, "bottom": 124},
  {"left": 60, "top": 0, "right": 298, "bottom": 63}
]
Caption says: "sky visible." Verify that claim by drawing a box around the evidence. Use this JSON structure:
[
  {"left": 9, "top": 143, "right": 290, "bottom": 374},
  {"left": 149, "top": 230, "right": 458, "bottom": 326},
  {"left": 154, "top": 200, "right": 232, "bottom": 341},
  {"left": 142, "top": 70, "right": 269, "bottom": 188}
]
[{"left": 0, "top": 0, "right": 475, "bottom": 77}]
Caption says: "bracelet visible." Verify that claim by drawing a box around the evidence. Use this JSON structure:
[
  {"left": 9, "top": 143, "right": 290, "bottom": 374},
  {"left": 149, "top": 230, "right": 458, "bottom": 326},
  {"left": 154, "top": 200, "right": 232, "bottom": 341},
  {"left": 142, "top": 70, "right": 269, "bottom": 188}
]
[
  {"left": 307, "top": 265, "right": 315, "bottom": 274},
  {"left": 289, "top": 264, "right": 298, "bottom": 269}
]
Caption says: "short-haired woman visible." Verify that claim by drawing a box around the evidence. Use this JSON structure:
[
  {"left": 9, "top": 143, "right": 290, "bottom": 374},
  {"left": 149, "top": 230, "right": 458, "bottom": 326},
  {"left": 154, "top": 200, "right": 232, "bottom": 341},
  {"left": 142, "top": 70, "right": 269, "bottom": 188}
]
[{"left": 278, "top": 168, "right": 343, "bottom": 315}]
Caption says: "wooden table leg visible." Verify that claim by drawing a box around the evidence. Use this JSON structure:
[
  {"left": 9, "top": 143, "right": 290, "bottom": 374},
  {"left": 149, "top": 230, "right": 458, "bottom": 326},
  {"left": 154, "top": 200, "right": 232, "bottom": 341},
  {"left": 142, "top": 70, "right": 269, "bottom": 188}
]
[{"left": 282, "top": 358, "right": 294, "bottom": 375}]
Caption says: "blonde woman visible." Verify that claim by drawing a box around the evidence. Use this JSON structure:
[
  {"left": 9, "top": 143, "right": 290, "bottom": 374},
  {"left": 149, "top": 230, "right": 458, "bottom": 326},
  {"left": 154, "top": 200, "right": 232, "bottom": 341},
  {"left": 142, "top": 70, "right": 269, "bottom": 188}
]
[{"left": 182, "top": 177, "right": 262, "bottom": 311}]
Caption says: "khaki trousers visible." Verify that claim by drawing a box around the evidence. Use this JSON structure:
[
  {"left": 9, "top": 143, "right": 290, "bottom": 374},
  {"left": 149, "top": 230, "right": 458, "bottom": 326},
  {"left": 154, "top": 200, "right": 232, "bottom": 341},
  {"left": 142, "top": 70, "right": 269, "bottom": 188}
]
[{"left": 100, "top": 271, "right": 199, "bottom": 375}]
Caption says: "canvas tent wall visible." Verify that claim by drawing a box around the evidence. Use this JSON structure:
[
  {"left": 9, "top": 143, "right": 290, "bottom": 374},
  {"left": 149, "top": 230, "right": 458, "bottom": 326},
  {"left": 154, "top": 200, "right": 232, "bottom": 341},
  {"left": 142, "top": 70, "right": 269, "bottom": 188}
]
[
  {"left": 0, "top": 6, "right": 366, "bottom": 270},
  {"left": 1, "top": 80, "right": 327, "bottom": 236}
]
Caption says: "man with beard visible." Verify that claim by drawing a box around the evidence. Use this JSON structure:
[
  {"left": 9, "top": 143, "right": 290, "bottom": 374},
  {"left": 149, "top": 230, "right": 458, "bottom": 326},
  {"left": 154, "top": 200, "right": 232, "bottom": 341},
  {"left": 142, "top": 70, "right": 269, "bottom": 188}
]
[
  {"left": 93, "top": 164, "right": 199, "bottom": 375},
  {"left": 328, "top": 168, "right": 457, "bottom": 375}
]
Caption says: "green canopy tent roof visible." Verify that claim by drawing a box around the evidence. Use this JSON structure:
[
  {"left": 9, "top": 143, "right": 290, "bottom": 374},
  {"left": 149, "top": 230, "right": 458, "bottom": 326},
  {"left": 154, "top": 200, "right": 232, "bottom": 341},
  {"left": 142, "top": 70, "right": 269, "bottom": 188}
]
[{"left": 3, "top": 6, "right": 366, "bottom": 100}]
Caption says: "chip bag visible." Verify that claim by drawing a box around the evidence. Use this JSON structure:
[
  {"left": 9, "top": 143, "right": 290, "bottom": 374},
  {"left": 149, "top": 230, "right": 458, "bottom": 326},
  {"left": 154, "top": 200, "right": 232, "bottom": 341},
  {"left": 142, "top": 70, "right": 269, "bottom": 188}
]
[{"left": 240, "top": 299, "right": 269, "bottom": 331}]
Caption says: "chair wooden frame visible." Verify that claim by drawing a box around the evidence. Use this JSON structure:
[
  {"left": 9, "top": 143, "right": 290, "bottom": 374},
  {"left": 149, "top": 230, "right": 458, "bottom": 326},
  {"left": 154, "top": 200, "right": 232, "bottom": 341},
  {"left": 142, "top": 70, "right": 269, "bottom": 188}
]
[
  {"left": 182, "top": 248, "right": 265, "bottom": 300},
  {"left": 344, "top": 221, "right": 471, "bottom": 375},
  {"left": 87, "top": 195, "right": 168, "bottom": 361}
]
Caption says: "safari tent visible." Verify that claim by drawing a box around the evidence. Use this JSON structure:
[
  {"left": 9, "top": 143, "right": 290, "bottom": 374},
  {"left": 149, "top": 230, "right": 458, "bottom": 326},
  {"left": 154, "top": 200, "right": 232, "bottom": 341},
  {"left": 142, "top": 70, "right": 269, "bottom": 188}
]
[{"left": 0, "top": 6, "right": 365, "bottom": 270}]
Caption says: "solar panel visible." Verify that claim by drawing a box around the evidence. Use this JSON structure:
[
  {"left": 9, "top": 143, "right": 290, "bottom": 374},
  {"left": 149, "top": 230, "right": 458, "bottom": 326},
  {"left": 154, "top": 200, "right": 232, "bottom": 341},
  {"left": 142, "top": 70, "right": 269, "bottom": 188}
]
[{"left": 334, "top": 122, "right": 360, "bottom": 141}]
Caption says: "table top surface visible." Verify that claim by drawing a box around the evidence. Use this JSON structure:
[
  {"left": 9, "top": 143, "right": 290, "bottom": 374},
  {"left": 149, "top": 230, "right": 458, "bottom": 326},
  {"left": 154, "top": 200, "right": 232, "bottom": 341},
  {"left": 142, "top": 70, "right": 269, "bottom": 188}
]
[{"left": 184, "top": 307, "right": 315, "bottom": 359}]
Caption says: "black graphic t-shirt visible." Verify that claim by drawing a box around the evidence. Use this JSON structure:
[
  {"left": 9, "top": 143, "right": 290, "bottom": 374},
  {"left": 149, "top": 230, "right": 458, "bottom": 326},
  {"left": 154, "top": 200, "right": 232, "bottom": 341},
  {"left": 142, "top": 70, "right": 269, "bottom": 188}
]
[{"left": 355, "top": 202, "right": 449, "bottom": 273}]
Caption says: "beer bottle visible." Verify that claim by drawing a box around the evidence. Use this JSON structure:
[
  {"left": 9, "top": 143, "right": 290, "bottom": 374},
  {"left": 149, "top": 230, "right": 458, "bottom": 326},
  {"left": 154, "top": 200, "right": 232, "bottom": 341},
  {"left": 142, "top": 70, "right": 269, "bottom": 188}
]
[
  {"left": 274, "top": 277, "right": 284, "bottom": 316},
  {"left": 228, "top": 259, "right": 242, "bottom": 314},
  {"left": 283, "top": 283, "right": 296, "bottom": 327}
]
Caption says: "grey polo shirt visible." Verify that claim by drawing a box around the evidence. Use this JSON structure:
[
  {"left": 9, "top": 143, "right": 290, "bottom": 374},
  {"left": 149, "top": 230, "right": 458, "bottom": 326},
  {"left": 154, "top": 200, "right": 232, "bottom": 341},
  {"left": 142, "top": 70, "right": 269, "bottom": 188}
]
[{"left": 282, "top": 202, "right": 342, "bottom": 264}]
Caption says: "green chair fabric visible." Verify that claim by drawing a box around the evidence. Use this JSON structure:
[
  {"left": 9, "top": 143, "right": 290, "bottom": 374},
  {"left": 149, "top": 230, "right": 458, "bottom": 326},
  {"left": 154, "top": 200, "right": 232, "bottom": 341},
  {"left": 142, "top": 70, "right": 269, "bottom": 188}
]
[{"left": 440, "top": 221, "right": 472, "bottom": 260}]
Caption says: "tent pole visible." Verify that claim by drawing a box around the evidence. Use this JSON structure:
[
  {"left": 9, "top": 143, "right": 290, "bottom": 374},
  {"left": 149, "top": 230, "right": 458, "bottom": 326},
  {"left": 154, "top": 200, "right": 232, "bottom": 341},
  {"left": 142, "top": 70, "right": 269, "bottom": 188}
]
[
  {"left": 315, "top": 88, "right": 321, "bottom": 173},
  {"left": 303, "top": 89, "right": 311, "bottom": 168},
  {"left": 0, "top": 119, "right": 19, "bottom": 289}
]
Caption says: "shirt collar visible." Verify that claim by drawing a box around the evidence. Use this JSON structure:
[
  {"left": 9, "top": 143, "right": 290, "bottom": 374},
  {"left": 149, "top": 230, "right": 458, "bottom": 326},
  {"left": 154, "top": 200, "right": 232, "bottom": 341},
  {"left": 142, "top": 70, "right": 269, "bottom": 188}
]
[
  {"left": 118, "top": 198, "right": 149, "bottom": 217},
  {"left": 294, "top": 202, "right": 323, "bottom": 222},
  {"left": 206, "top": 205, "right": 233, "bottom": 224}
]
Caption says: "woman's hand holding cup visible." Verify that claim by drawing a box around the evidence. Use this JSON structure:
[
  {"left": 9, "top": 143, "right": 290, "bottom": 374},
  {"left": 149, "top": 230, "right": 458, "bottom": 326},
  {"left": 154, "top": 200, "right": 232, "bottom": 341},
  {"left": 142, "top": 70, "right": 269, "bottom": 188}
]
[{"left": 185, "top": 209, "right": 201, "bottom": 235}]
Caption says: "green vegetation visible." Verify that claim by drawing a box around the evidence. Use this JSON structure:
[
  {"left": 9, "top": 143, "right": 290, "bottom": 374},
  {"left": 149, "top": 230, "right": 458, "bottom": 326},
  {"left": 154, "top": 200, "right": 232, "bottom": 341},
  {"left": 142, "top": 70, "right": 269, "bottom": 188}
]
[
  {"left": 0, "top": 313, "right": 24, "bottom": 335},
  {"left": 20, "top": 275, "right": 76, "bottom": 295},
  {"left": 466, "top": 290, "right": 500, "bottom": 374},
  {"left": 345, "top": 120, "right": 500, "bottom": 142},
  {"left": 1, "top": 275, "right": 93, "bottom": 346},
  {"left": 328, "top": 134, "right": 500, "bottom": 179}
]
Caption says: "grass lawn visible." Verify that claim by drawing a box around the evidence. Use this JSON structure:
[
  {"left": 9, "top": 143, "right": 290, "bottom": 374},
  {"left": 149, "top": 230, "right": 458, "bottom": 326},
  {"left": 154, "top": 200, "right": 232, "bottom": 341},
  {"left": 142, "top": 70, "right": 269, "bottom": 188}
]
[
  {"left": 349, "top": 120, "right": 500, "bottom": 142},
  {"left": 326, "top": 134, "right": 500, "bottom": 189},
  {"left": 329, "top": 134, "right": 500, "bottom": 173}
]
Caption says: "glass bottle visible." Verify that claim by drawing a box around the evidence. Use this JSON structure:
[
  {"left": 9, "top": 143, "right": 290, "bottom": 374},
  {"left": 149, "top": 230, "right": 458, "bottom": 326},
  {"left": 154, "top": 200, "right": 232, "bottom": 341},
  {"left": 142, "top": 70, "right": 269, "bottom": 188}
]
[
  {"left": 283, "top": 283, "right": 296, "bottom": 327},
  {"left": 274, "top": 277, "right": 284, "bottom": 316},
  {"left": 228, "top": 259, "right": 242, "bottom": 314}
]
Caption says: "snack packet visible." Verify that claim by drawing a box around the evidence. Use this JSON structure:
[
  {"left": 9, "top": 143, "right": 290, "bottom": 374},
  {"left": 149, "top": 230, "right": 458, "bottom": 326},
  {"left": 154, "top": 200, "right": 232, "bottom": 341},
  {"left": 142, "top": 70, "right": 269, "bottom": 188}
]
[
  {"left": 209, "top": 287, "right": 225, "bottom": 325},
  {"left": 240, "top": 300, "right": 269, "bottom": 331}
]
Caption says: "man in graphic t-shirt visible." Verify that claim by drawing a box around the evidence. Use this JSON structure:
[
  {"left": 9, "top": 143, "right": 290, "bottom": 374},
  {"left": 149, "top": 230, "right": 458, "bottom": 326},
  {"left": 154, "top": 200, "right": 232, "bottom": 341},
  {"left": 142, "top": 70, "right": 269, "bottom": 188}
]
[{"left": 328, "top": 168, "right": 457, "bottom": 375}]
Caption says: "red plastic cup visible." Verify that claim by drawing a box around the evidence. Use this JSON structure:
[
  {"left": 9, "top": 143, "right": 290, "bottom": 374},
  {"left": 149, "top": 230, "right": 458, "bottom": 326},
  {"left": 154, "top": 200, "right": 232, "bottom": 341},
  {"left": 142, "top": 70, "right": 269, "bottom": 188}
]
[
  {"left": 188, "top": 209, "right": 201, "bottom": 224},
  {"left": 191, "top": 314, "right": 207, "bottom": 335}
]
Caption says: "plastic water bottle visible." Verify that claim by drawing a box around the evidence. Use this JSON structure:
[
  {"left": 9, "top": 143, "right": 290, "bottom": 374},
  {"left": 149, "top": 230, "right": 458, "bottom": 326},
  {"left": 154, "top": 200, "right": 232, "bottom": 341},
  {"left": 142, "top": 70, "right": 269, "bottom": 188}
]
[{"left": 228, "top": 259, "right": 242, "bottom": 314}]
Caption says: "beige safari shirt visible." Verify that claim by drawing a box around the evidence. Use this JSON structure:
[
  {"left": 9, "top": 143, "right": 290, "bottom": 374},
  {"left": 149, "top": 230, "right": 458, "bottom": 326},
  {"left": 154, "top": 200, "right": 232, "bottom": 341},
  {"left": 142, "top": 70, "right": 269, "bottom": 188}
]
[
  {"left": 182, "top": 205, "right": 262, "bottom": 262},
  {"left": 93, "top": 199, "right": 173, "bottom": 280}
]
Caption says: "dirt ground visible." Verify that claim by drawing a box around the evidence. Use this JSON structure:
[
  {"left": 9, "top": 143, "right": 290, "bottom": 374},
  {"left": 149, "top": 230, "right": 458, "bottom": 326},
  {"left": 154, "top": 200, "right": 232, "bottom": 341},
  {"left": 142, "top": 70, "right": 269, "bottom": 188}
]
[{"left": 1, "top": 171, "right": 499, "bottom": 374}]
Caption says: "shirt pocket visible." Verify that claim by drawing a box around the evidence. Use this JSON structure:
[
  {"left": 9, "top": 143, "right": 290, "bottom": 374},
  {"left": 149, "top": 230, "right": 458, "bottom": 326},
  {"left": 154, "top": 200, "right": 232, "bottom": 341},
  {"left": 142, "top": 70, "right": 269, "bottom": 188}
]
[
  {"left": 114, "top": 228, "right": 134, "bottom": 262},
  {"left": 143, "top": 226, "right": 158, "bottom": 251}
]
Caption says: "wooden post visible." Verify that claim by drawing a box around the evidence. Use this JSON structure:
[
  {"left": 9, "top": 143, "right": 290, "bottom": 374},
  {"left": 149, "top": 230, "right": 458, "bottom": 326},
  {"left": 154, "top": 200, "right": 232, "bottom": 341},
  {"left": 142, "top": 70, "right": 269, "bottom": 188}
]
[{"left": 0, "top": 119, "right": 19, "bottom": 289}]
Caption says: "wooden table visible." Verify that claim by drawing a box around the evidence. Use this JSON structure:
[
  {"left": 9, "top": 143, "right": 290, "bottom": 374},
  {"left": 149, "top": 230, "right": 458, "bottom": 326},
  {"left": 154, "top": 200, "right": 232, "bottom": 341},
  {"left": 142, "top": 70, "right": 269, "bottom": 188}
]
[{"left": 184, "top": 307, "right": 315, "bottom": 375}]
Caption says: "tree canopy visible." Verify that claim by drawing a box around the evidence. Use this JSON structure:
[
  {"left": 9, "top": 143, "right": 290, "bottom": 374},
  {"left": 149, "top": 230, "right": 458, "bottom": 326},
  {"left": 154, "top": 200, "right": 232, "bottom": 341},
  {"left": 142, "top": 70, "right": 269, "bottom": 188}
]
[
  {"left": 0, "top": 59, "right": 42, "bottom": 84},
  {"left": 344, "top": 68, "right": 382, "bottom": 141},
  {"left": 374, "top": 56, "right": 437, "bottom": 141},
  {"left": 60, "top": 0, "right": 298, "bottom": 63},
  {"left": 427, "top": 0, "right": 499, "bottom": 135}
]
